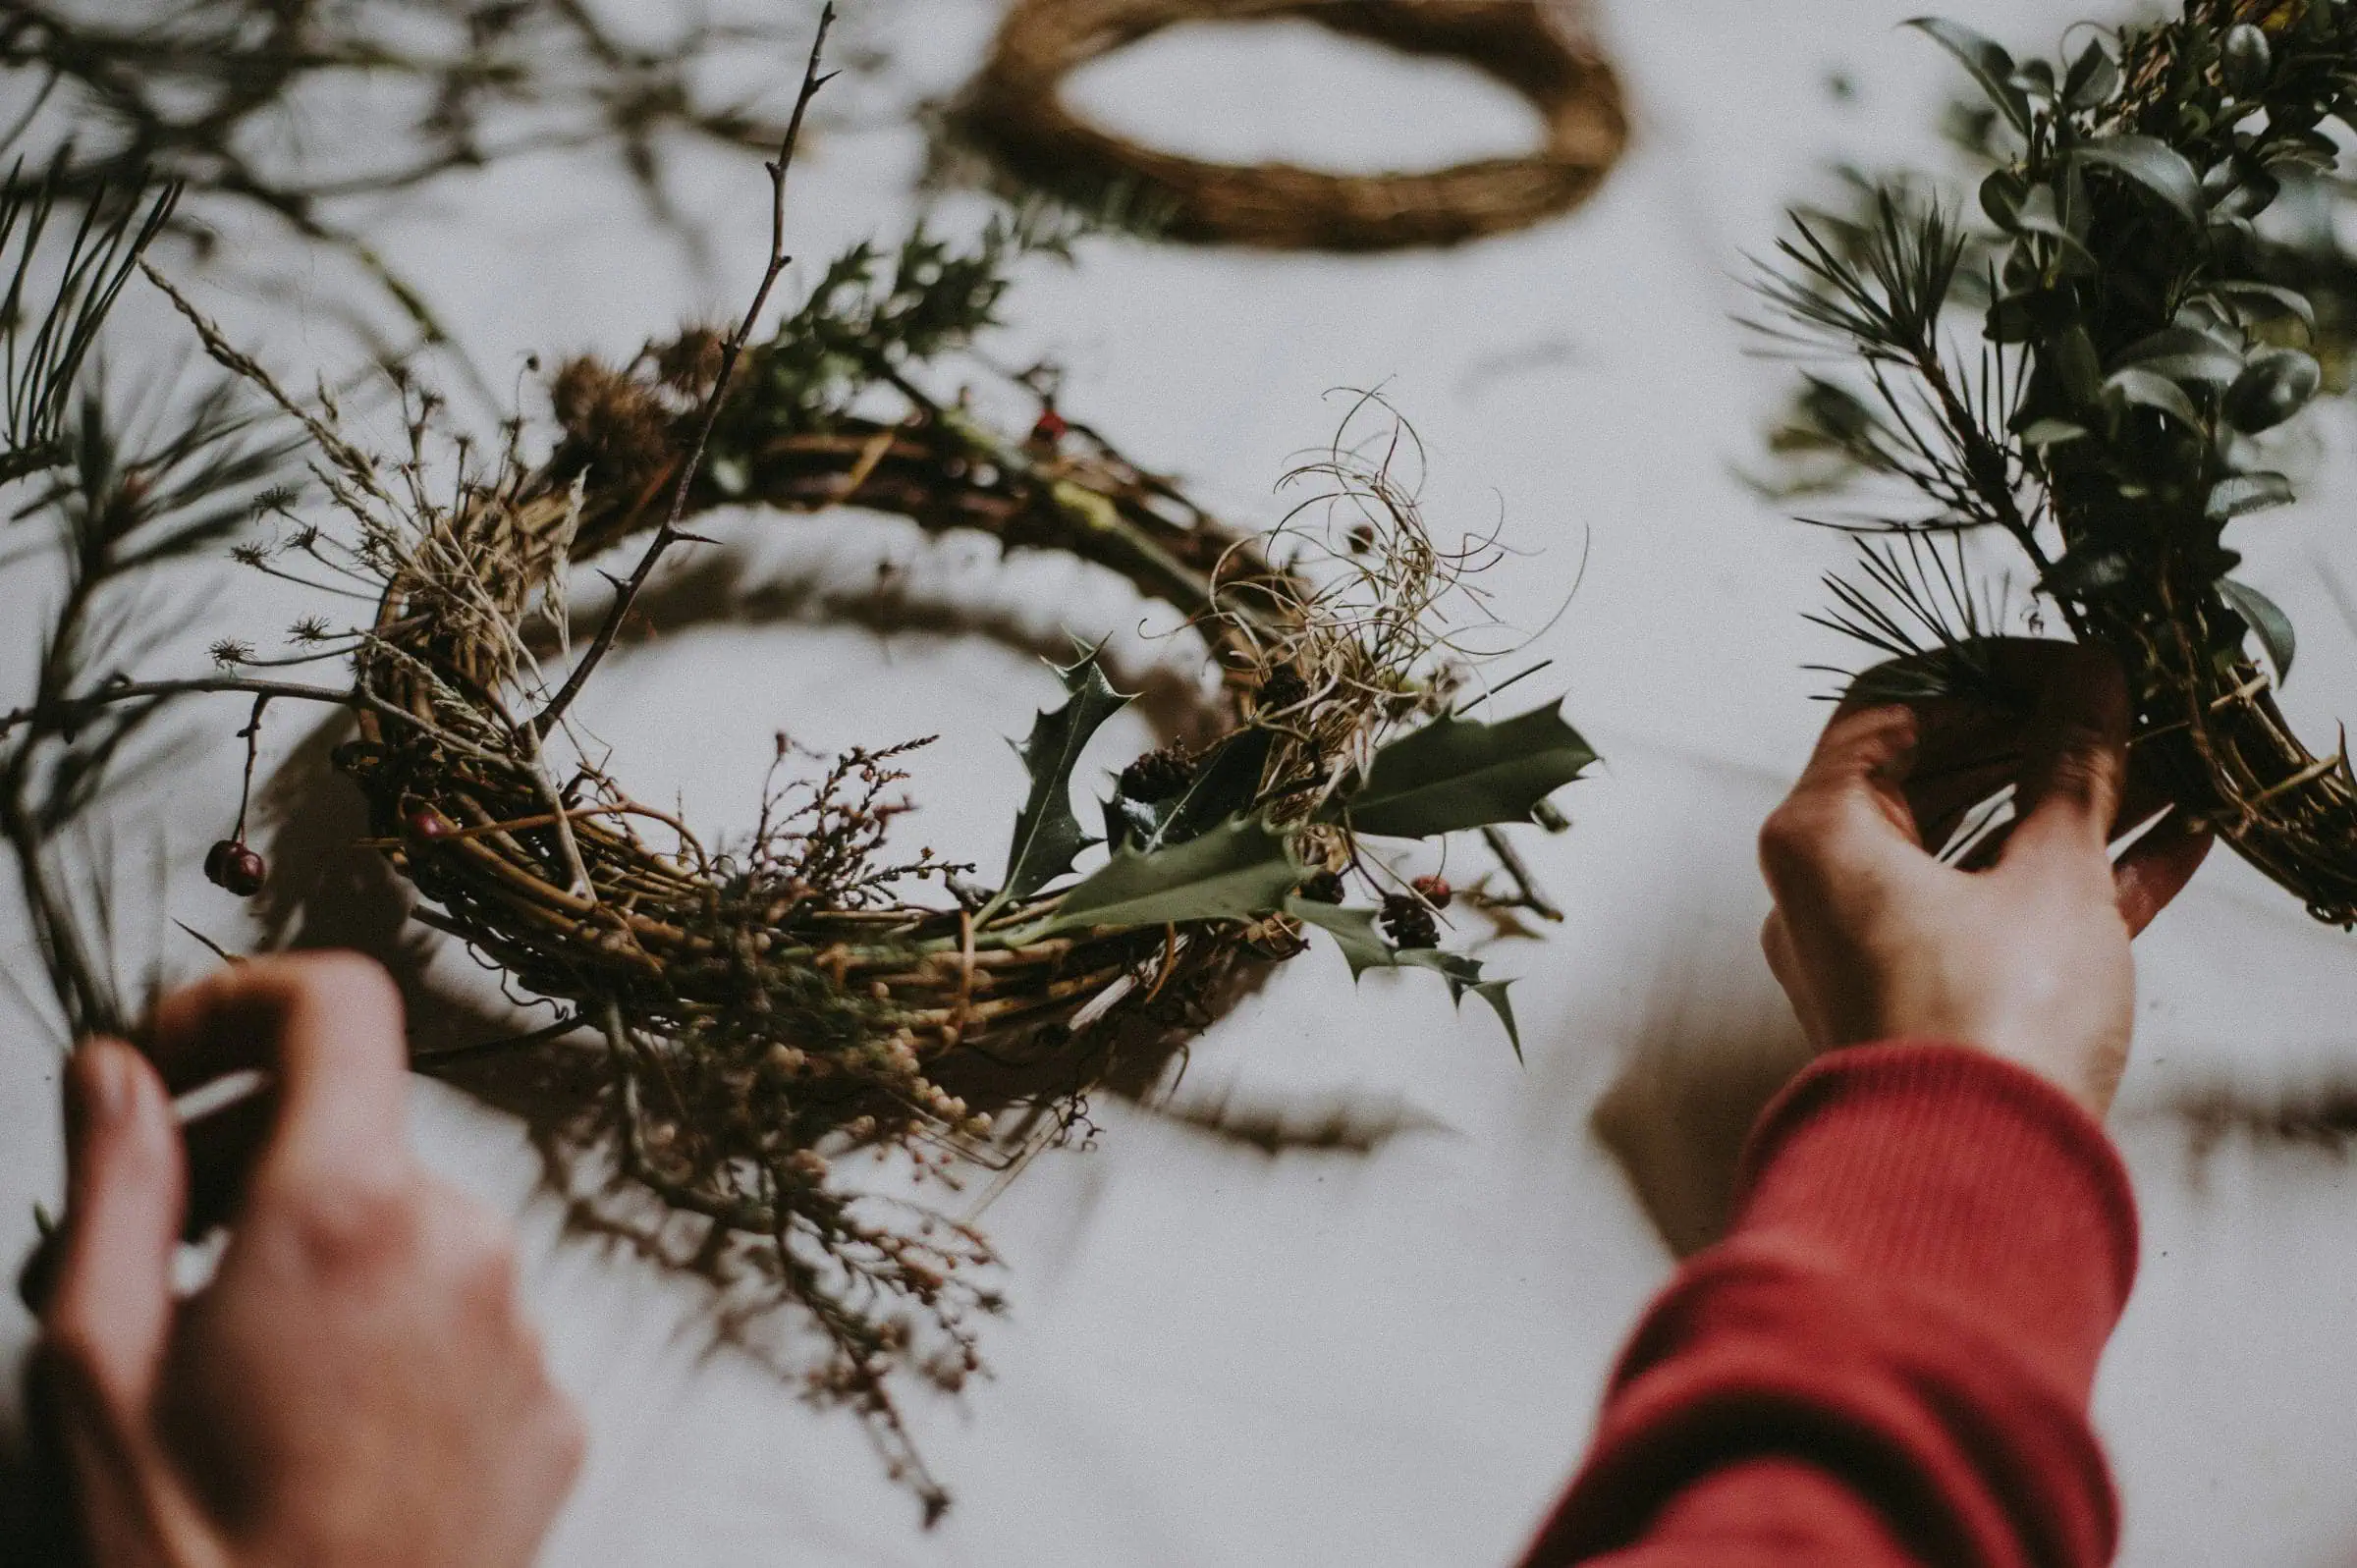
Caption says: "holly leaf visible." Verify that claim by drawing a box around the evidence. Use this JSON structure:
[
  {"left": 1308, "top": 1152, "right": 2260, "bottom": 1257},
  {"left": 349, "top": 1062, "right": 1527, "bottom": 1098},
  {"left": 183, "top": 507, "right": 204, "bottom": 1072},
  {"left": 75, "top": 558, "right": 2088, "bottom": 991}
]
[
  {"left": 2219, "top": 576, "right": 2297, "bottom": 682},
  {"left": 999, "top": 651, "right": 1131, "bottom": 903},
  {"left": 2074, "top": 136, "right": 2204, "bottom": 225},
  {"left": 1905, "top": 18, "right": 2032, "bottom": 135},
  {"left": 1398, "top": 949, "right": 1522, "bottom": 1061},
  {"left": 1285, "top": 899, "right": 1522, "bottom": 1058},
  {"left": 1286, "top": 898, "right": 1394, "bottom": 978},
  {"left": 1331, "top": 703, "right": 1596, "bottom": 840},
  {"left": 1146, "top": 728, "right": 1275, "bottom": 852},
  {"left": 1044, "top": 817, "right": 1300, "bottom": 934}
]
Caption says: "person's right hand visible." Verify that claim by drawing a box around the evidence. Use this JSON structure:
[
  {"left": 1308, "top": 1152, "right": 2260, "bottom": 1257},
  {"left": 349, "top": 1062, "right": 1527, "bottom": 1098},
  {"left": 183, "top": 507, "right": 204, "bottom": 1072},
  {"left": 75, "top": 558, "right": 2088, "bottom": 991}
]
[
  {"left": 33, "top": 951, "right": 584, "bottom": 1567},
  {"left": 1757, "top": 640, "right": 2213, "bottom": 1117}
]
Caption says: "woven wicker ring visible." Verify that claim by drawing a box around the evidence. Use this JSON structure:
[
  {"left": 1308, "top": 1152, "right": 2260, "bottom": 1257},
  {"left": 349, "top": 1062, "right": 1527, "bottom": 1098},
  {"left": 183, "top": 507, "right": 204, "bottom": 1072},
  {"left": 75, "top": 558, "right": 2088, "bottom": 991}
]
[{"left": 960, "top": 0, "right": 1629, "bottom": 250}]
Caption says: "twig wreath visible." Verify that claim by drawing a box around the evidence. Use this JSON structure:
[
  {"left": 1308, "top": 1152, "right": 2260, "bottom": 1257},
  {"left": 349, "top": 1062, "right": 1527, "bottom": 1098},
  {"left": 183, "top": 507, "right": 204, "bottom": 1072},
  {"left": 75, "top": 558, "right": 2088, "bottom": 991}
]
[
  {"left": 957, "top": 0, "right": 1629, "bottom": 250},
  {"left": 1757, "top": 0, "right": 2357, "bottom": 927},
  {"left": 7, "top": 7, "right": 1593, "bottom": 1515}
]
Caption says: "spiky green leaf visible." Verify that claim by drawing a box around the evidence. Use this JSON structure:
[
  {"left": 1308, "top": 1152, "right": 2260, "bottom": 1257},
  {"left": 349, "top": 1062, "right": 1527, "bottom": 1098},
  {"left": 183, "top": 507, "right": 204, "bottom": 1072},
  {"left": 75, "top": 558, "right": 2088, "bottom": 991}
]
[
  {"left": 1332, "top": 703, "right": 1596, "bottom": 840},
  {"left": 1145, "top": 728, "right": 1275, "bottom": 852},
  {"left": 1000, "top": 651, "right": 1130, "bottom": 902},
  {"left": 1397, "top": 949, "right": 1522, "bottom": 1059},
  {"left": 1044, "top": 817, "right": 1299, "bottom": 934},
  {"left": 1285, "top": 898, "right": 1395, "bottom": 978}
]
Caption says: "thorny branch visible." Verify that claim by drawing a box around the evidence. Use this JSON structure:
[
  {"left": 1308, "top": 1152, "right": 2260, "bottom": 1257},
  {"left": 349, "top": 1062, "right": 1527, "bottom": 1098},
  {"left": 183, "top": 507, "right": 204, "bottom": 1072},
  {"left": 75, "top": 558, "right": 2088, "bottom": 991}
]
[{"left": 530, "top": 2, "right": 839, "bottom": 739}]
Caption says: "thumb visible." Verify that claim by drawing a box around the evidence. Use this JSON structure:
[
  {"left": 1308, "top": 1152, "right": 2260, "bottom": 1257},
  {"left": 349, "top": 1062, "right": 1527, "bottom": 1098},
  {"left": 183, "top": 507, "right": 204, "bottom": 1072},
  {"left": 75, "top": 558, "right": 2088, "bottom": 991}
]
[
  {"left": 41, "top": 1039, "right": 185, "bottom": 1419},
  {"left": 2001, "top": 647, "right": 2128, "bottom": 872}
]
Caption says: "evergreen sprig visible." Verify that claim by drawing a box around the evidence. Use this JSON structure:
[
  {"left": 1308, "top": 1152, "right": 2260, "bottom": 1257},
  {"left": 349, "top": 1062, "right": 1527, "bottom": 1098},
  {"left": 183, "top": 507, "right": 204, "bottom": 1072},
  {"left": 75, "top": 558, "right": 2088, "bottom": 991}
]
[{"left": 1759, "top": 0, "right": 2357, "bottom": 926}]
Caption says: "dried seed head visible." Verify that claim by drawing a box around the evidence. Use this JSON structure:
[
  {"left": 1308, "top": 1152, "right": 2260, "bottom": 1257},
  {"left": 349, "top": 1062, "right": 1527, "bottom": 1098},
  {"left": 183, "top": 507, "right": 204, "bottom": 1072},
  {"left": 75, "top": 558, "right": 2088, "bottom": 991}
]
[
  {"left": 1295, "top": 869, "right": 1346, "bottom": 904},
  {"left": 1256, "top": 666, "right": 1309, "bottom": 715},
  {"left": 1380, "top": 892, "right": 1439, "bottom": 950}
]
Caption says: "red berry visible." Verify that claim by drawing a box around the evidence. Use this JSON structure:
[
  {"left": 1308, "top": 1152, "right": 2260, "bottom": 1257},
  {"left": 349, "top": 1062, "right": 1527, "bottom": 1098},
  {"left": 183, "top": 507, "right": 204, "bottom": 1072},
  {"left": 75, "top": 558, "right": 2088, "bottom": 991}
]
[
  {"left": 204, "top": 839, "right": 267, "bottom": 896},
  {"left": 406, "top": 805, "right": 456, "bottom": 840},
  {"left": 1029, "top": 407, "right": 1069, "bottom": 447},
  {"left": 1411, "top": 875, "right": 1453, "bottom": 909}
]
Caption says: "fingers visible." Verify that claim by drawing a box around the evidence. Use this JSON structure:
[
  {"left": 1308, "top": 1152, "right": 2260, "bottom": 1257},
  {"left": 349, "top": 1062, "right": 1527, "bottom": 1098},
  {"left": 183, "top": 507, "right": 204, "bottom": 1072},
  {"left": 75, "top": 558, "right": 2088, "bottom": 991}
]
[
  {"left": 43, "top": 1040, "right": 185, "bottom": 1416},
  {"left": 1759, "top": 703, "right": 1925, "bottom": 896},
  {"left": 2114, "top": 814, "right": 2215, "bottom": 936},
  {"left": 148, "top": 952, "right": 411, "bottom": 1198},
  {"left": 2001, "top": 645, "right": 2129, "bottom": 873}
]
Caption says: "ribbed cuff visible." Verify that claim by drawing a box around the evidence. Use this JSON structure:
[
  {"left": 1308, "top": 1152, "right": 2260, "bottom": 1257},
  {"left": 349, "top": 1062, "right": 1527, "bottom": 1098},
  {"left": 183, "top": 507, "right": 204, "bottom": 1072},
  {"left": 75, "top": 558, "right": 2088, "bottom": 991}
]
[{"left": 1729, "top": 1043, "right": 2140, "bottom": 1397}]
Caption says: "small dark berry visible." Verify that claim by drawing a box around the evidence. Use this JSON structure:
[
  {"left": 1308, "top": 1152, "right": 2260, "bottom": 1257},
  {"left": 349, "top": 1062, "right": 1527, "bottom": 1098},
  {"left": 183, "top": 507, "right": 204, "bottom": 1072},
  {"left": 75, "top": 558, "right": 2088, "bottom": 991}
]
[
  {"left": 1380, "top": 892, "right": 1439, "bottom": 950},
  {"left": 1411, "top": 875, "right": 1453, "bottom": 909},
  {"left": 204, "top": 839, "right": 267, "bottom": 896},
  {"left": 1295, "top": 869, "right": 1345, "bottom": 904},
  {"left": 1118, "top": 746, "right": 1194, "bottom": 803},
  {"left": 1346, "top": 523, "right": 1377, "bottom": 555}
]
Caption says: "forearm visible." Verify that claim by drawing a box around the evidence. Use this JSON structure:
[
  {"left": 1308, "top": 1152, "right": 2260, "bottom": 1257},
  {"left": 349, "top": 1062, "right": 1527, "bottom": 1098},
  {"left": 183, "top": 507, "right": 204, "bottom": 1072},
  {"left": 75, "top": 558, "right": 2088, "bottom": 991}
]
[{"left": 1523, "top": 1044, "right": 2139, "bottom": 1567}]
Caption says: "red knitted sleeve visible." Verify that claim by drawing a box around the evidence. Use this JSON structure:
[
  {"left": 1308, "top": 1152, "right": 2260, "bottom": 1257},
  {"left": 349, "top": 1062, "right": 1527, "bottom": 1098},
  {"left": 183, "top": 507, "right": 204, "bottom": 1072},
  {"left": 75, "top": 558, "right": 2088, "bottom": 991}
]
[{"left": 1519, "top": 1044, "right": 2140, "bottom": 1568}]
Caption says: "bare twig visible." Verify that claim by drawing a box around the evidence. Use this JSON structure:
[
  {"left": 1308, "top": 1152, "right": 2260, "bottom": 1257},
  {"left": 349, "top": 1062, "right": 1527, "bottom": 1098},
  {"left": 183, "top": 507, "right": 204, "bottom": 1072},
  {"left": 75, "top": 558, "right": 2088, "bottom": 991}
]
[{"left": 530, "top": 3, "right": 839, "bottom": 738}]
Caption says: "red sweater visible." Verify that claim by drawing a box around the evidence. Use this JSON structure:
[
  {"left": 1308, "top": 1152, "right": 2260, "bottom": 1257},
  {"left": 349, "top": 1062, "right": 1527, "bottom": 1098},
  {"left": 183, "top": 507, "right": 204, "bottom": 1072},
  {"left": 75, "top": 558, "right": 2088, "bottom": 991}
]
[{"left": 1522, "top": 1044, "right": 2139, "bottom": 1568}]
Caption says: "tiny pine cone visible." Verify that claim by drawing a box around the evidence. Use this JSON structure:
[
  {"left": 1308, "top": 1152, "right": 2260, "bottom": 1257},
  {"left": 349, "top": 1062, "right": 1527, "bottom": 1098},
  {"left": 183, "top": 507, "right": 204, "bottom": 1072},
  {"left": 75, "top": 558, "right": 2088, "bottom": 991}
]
[{"left": 1118, "top": 745, "right": 1194, "bottom": 802}]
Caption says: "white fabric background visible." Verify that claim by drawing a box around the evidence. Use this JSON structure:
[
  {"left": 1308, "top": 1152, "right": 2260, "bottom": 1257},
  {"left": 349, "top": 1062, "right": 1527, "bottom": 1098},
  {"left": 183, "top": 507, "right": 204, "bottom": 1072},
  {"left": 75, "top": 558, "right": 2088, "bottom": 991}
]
[{"left": 5, "top": 3, "right": 2357, "bottom": 1563}]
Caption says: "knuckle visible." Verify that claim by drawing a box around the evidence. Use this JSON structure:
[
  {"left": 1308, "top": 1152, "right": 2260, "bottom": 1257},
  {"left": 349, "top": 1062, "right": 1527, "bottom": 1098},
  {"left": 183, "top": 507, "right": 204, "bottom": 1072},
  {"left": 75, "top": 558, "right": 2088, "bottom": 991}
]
[
  {"left": 285, "top": 950, "right": 405, "bottom": 1026},
  {"left": 1758, "top": 803, "right": 1829, "bottom": 883},
  {"left": 424, "top": 1186, "right": 522, "bottom": 1305},
  {"left": 284, "top": 1176, "right": 425, "bottom": 1278}
]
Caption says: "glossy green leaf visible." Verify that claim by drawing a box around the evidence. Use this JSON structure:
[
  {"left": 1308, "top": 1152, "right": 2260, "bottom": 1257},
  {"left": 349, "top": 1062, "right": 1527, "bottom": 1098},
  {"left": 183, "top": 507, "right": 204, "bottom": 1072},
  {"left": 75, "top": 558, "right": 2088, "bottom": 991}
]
[
  {"left": 2206, "top": 471, "right": 2295, "bottom": 520},
  {"left": 1331, "top": 703, "right": 1596, "bottom": 840},
  {"left": 2211, "top": 281, "right": 2316, "bottom": 334},
  {"left": 2113, "top": 325, "right": 2244, "bottom": 385},
  {"left": 2219, "top": 576, "right": 2296, "bottom": 682},
  {"left": 2103, "top": 366, "right": 2201, "bottom": 427},
  {"left": 2017, "top": 417, "right": 2089, "bottom": 448},
  {"left": 999, "top": 652, "right": 1130, "bottom": 902},
  {"left": 1044, "top": 817, "right": 1299, "bottom": 934},
  {"left": 2224, "top": 348, "right": 2322, "bottom": 433},
  {"left": 2074, "top": 135, "right": 2204, "bottom": 223},
  {"left": 1906, "top": 18, "right": 2032, "bottom": 135},
  {"left": 2061, "top": 38, "right": 2120, "bottom": 109}
]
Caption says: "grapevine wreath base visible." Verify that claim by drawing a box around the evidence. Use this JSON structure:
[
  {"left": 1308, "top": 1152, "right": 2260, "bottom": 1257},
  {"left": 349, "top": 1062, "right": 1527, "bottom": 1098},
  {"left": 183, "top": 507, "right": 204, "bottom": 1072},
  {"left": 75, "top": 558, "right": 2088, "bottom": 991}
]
[
  {"left": 957, "top": 0, "right": 1630, "bottom": 250},
  {"left": 303, "top": 313, "right": 1590, "bottom": 1510}
]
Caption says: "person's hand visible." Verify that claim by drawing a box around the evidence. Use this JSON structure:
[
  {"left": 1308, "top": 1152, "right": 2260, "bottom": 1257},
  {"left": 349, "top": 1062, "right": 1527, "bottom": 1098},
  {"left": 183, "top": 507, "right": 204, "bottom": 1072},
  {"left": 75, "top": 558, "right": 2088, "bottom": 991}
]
[
  {"left": 1758, "top": 640, "right": 2213, "bottom": 1117},
  {"left": 32, "top": 952, "right": 584, "bottom": 1567}
]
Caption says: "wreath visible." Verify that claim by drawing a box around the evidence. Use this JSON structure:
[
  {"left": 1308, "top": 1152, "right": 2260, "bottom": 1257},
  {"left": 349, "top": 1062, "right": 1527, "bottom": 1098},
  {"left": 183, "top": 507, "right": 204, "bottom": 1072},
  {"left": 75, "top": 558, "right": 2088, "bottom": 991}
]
[
  {"left": 957, "top": 0, "right": 1629, "bottom": 250},
  {"left": 59, "top": 18, "right": 1595, "bottom": 1510},
  {"left": 1758, "top": 0, "right": 2357, "bottom": 928}
]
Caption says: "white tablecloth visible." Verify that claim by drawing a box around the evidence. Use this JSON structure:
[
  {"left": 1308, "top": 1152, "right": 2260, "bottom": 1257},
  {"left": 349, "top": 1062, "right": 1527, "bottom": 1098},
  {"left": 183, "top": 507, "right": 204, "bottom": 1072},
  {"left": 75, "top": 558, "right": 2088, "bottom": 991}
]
[{"left": 6, "top": 4, "right": 2357, "bottom": 1563}]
